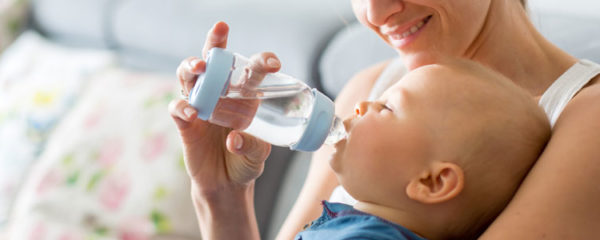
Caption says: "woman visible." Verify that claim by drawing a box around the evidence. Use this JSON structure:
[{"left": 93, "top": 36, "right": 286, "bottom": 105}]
[{"left": 169, "top": 0, "right": 600, "bottom": 239}]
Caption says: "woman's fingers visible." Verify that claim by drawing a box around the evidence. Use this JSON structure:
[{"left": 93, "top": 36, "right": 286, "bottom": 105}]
[
  {"left": 226, "top": 131, "right": 271, "bottom": 166},
  {"left": 176, "top": 22, "right": 229, "bottom": 98},
  {"left": 237, "top": 52, "right": 281, "bottom": 97},
  {"left": 247, "top": 52, "right": 281, "bottom": 78},
  {"left": 207, "top": 52, "right": 281, "bottom": 129},
  {"left": 202, "top": 21, "right": 229, "bottom": 59},
  {"left": 177, "top": 57, "right": 206, "bottom": 96},
  {"left": 168, "top": 99, "right": 198, "bottom": 130}
]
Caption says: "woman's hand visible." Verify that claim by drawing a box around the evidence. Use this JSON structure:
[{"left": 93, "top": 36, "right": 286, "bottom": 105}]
[
  {"left": 169, "top": 21, "right": 280, "bottom": 195},
  {"left": 169, "top": 21, "right": 282, "bottom": 240}
]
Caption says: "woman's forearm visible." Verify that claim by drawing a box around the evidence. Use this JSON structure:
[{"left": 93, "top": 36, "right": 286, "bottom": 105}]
[{"left": 192, "top": 182, "right": 261, "bottom": 240}]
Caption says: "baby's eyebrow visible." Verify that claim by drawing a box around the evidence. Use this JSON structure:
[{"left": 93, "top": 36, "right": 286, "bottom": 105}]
[{"left": 373, "top": 100, "right": 393, "bottom": 112}]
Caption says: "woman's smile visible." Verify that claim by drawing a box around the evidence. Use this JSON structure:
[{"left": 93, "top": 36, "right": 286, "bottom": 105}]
[{"left": 382, "top": 15, "right": 432, "bottom": 48}]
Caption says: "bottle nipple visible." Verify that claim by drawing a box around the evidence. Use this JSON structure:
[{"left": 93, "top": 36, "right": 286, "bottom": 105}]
[{"left": 324, "top": 117, "right": 347, "bottom": 145}]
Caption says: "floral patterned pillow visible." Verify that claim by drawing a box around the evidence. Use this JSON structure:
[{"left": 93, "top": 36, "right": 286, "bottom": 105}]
[
  {"left": 9, "top": 68, "right": 199, "bottom": 240},
  {"left": 0, "top": 31, "right": 115, "bottom": 232}
]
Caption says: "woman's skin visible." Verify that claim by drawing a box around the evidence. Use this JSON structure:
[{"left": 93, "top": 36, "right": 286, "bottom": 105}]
[
  {"left": 170, "top": 22, "right": 275, "bottom": 240},
  {"left": 170, "top": 0, "right": 600, "bottom": 239}
]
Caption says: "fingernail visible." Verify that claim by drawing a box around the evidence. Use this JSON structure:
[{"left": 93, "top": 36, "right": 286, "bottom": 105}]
[
  {"left": 267, "top": 57, "right": 280, "bottom": 68},
  {"left": 210, "top": 32, "right": 227, "bottom": 43},
  {"left": 189, "top": 59, "right": 201, "bottom": 69},
  {"left": 217, "top": 34, "right": 227, "bottom": 42},
  {"left": 184, "top": 107, "right": 196, "bottom": 118},
  {"left": 234, "top": 134, "right": 243, "bottom": 150}
]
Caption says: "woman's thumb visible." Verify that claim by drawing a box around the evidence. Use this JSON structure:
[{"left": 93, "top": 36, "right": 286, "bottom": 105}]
[{"left": 227, "top": 131, "right": 271, "bottom": 165}]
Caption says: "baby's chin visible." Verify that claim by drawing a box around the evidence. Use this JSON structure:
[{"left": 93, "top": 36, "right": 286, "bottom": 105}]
[
  {"left": 328, "top": 139, "right": 347, "bottom": 174},
  {"left": 328, "top": 150, "right": 342, "bottom": 174}
]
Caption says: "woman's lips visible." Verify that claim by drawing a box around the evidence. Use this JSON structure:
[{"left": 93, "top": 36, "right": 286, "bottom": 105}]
[{"left": 385, "top": 15, "right": 432, "bottom": 41}]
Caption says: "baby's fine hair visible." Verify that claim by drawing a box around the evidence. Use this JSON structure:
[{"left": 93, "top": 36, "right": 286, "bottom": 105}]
[{"left": 419, "top": 59, "right": 551, "bottom": 240}]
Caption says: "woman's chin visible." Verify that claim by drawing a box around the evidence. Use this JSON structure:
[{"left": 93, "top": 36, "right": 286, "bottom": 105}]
[{"left": 402, "top": 52, "right": 446, "bottom": 70}]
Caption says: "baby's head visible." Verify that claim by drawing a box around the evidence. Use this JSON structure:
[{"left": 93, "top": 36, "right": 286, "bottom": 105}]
[{"left": 330, "top": 59, "right": 550, "bottom": 239}]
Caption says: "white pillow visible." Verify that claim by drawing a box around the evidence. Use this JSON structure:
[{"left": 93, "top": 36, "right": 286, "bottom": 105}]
[{"left": 9, "top": 68, "right": 199, "bottom": 239}]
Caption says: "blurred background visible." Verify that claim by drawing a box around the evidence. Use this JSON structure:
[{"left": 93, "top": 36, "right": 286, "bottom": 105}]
[{"left": 0, "top": 0, "right": 598, "bottom": 239}]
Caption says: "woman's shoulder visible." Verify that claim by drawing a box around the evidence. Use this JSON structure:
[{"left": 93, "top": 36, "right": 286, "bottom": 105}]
[
  {"left": 557, "top": 74, "right": 600, "bottom": 125},
  {"left": 348, "top": 59, "right": 393, "bottom": 88},
  {"left": 557, "top": 60, "right": 600, "bottom": 120}
]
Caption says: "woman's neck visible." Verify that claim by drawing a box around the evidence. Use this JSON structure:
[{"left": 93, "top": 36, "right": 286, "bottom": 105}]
[{"left": 464, "top": 0, "right": 577, "bottom": 97}]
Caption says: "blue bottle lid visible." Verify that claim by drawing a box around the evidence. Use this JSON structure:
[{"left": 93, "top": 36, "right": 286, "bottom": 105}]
[
  {"left": 291, "top": 89, "right": 335, "bottom": 152},
  {"left": 188, "top": 48, "right": 235, "bottom": 120}
]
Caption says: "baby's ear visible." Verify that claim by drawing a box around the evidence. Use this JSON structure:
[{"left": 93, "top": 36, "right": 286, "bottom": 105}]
[{"left": 406, "top": 162, "right": 464, "bottom": 204}]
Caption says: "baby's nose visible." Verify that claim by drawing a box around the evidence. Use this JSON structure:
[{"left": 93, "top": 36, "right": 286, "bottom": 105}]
[{"left": 354, "top": 101, "right": 370, "bottom": 116}]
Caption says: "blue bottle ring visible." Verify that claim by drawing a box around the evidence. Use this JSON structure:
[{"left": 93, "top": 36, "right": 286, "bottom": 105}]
[
  {"left": 188, "top": 48, "right": 235, "bottom": 120},
  {"left": 290, "top": 89, "right": 335, "bottom": 152}
]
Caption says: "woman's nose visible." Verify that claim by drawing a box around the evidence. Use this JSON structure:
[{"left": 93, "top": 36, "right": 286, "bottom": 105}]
[{"left": 366, "top": 0, "right": 404, "bottom": 26}]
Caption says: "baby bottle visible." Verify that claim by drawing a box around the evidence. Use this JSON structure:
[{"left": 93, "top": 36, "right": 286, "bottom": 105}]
[{"left": 188, "top": 48, "right": 346, "bottom": 152}]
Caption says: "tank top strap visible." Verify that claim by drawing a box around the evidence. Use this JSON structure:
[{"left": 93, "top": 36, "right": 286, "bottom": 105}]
[
  {"left": 367, "top": 58, "right": 407, "bottom": 101},
  {"left": 539, "top": 59, "right": 600, "bottom": 127}
]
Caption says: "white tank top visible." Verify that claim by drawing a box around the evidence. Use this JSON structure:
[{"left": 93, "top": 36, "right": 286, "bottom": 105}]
[
  {"left": 539, "top": 59, "right": 600, "bottom": 126},
  {"left": 329, "top": 58, "right": 600, "bottom": 204}
]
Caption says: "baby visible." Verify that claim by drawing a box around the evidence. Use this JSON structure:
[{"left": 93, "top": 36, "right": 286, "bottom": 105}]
[{"left": 296, "top": 59, "right": 551, "bottom": 240}]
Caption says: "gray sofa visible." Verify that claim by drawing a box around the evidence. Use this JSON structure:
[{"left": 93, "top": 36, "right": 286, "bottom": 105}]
[{"left": 5, "top": 0, "right": 600, "bottom": 239}]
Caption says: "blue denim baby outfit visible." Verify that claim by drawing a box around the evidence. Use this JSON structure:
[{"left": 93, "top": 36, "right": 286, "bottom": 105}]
[{"left": 295, "top": 201, "right": 426, "bottom": 240}]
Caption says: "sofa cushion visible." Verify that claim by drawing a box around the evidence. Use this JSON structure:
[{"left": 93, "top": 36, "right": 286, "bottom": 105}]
[
  {"left": 29, "top": 0, "right": 111, "bottom": 48},
  {"left": 319, "top": 22, "right": 397, "bottom": 98},
  {"left": 532, "top": 11, "right": 600, "bottom": 63},
  {"left": 30, "top": 0, "right": 357, "bottom": 85},
  {"left": 111, "top": 0, "right": 355, "bottom": 86}
]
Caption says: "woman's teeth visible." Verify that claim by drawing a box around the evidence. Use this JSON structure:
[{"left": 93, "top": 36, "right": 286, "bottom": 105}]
[{"left": 394, "top": 16, "right": 430, "bottom": 40}]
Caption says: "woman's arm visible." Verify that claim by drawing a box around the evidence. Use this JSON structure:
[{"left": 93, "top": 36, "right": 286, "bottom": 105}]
[
  {"left": 481, "top": 78, "right": 600, "bottom": 239},
  {"left": 192, "top": 182, "right": 260, "bottom": 240},
  {"left": 276, "top": 60, "right": 392, "bottom": 240},
  {"left": 171, "top": 21, "right": 277, "bottom": 239}
]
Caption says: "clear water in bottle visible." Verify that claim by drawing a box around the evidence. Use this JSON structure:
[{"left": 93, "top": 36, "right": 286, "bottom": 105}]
[
  {"left": 240, "top": 87, "right": 314, "bottom": 147},
  {"left": 226, "top": 83, "right": 346, "bottom": 148},
  {"left": 189, "top": 48, "right": 346, "bottom": 151}
]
